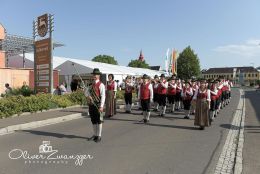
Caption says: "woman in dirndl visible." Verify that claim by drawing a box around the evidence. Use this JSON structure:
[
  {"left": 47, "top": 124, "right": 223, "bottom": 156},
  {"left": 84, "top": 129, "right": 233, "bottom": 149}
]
[
  {"left": 192, "top": 79, "right": 211, "bottom": 130},
  {"left": 105, "top": 74, "right": 117, "bottom": 118}
]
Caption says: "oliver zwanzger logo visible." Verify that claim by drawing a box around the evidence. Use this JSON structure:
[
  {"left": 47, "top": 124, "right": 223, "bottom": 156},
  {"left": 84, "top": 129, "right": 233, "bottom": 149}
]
[{"left": 8, "top": 141, "right": 93, "bottom": 166}]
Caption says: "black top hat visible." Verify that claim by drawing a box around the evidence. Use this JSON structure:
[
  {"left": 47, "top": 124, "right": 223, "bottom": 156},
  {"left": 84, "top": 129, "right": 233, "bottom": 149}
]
[
  {"left": 142, "top": 74, "right": 149, "bottom": 79},
  {"left": 91, "top": 68, "right": 102, "bottom": 75},
  {"left": 160, "top": 74, "right": 165, "bottom": 78},
  {"left": 154, "top": 75, "right": 159, "bottom": 79}
]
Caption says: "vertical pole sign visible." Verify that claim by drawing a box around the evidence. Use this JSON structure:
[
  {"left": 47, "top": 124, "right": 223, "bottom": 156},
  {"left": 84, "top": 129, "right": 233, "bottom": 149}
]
[{"left": 33, "top": 14, "right": 54, "bottom": 93}]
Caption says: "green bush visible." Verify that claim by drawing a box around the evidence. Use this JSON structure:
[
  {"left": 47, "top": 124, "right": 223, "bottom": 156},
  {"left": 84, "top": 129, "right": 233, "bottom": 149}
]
[{"left": 0, "top": 90, "right": 86, "bottom": 118}]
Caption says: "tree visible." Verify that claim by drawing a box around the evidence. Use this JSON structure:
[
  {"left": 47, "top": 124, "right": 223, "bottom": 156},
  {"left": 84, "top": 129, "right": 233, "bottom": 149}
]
[
  {"left": 128, "top": 59, "right": 150, "bottom": 69},
  {"left": 92, "top": 55, "right": 118, "bottom": 65},
  {"left": 177, "top": 46, "right": 201, "bottom": 79}
]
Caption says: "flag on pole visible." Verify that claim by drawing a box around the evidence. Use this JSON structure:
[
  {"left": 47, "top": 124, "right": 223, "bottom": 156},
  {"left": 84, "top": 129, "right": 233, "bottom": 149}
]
[
  {"left": 172, "top": 49, "right": 177, "bottom": 74},
  {"left": 165, "top": 48, "right": 170, "bottom": 74}
]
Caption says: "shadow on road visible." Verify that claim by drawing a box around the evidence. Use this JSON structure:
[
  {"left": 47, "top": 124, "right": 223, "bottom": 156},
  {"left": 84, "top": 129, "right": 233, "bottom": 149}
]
[
  {"left": 219, "top": 123, "right": 240, "bottom": 130},
  {"left": 134, "top": 122, "right": 198, "bottom": 130},
  {"left": 19, "top": 130, "right": 87, "bottom": 140}
]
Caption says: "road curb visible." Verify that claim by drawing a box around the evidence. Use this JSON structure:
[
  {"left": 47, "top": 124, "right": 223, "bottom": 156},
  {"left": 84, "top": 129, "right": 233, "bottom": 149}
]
[{"left": 0, "top": 113, "right": 84, "bottom": 136}]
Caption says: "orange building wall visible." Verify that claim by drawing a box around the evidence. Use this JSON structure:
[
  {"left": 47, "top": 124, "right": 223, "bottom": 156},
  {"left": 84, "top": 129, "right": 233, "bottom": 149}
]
[{"left": 0, "top": 68, "right": 59, "bottom": 94}]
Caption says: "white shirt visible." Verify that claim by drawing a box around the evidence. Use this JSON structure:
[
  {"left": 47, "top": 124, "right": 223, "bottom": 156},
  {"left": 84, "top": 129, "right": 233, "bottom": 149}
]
[
  {"left": 160, "top": 80, "right": 168, "bottom": 89},
  {"left": 138, "top": 82, "right": 154, "bottom": 101},
  {"left": 181, "top": 87, "right": 193, "bottom": 97}
]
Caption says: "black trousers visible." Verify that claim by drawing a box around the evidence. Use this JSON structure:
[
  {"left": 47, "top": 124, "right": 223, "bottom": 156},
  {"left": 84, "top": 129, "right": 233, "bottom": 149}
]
[
  {"left": 167, "top": 94, "right": 176, "bottom": 104},
  {"left": 89, "top": 104, "right": 101, "bottom": 124},
  {"left": 210, "top": 100, "right": 217, "bottom": 111},
  {"left": 141, "top": 99, "right": 151, "bottom": 111},
  {"left": 175, "top": 92, "right": 182, "bottom": 102},
  {"left": 183, "top": 99, "right": 192, "bottom": 110},
  {"left": 158, "top": 94, "right": 167, "bottom": 106},
  {"left": 124, "top": 93, "right": 132, "bottom": 105},
  {"left": 153, "top": 93, "right": 159, "bottom": 103}
]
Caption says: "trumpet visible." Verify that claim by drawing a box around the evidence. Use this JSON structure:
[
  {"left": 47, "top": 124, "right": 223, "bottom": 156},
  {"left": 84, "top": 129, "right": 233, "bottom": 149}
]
[{"left": 71, "top": 63, "right": 101, "bottom": 109}]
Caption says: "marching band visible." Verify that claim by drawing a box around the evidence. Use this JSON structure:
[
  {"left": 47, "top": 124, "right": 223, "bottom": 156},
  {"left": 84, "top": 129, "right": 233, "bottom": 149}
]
[{"left": 84, "top": 68, "right": 233, "bottom": 142}]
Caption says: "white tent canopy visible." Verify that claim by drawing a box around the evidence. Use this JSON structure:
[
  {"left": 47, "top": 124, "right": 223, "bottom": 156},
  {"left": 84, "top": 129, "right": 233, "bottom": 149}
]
[{"left": 23, "top": 53, "right": 163, "bottom": 77}]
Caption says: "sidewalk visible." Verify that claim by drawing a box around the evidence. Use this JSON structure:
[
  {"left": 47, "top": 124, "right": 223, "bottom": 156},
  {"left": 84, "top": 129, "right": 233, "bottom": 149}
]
[{"left": 0, "top": 106, "right": 87, "bottom": 135}]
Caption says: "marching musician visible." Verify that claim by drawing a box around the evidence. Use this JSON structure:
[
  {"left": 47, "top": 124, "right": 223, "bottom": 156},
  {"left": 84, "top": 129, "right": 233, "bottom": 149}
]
[
  {"left": 192, "top": 79, "right": 211, "bottom": 130},
  {"left": 191, "top": 79, "right": 199, "bottom": 115},
  {"left": 138, "top": 74, "right": 153, "bottom": 123},
  {"left": 87, "top": 68, "right": 106, "bottom": 143},
  {"left": 152, "top": 75, "right": 160, "bottom": 111},
  {"left": 175, "top": 78, "right": 182, "bottom": 111},
  {"left": 167, "top": 77, "right": 177, "bottom": 113},
  {"left": 157, "top": 74, "right": 168, "bottom": 116},
  {"left": 105, "top": 74, "right": 117, "bottom": 118},
  {"left": 209, "top": 80, "right": 218, "bottom": 121},
  {"left": 123, "top": 76, "right": 134, "bottom": 113},
  {"left": 181, "top": 81, "right": 193, "bottom": 119}
]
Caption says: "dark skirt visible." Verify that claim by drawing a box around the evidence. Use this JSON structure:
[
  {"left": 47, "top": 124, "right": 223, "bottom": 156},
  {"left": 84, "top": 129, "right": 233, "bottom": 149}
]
[
  {"left": 210, "top": 100, "right": 217, "bottom": 111},
  {"left": 194, "top": 99, "right": 210, "bottom": 127},
  {"left": 105, "top": 90, "right": 116, "bottom": 117}
]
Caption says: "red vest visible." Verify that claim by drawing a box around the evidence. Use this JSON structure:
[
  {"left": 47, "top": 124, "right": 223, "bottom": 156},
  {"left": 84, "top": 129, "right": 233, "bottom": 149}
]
[
  {"left": 210, "top": 86, "right": 217, "bottom": 101},
  {"left": 92, "top": 81, "right": 101, "bottom": 97},
  {"left": 158, "top": 81, "right": 167, "bottom": 94},
  {"left": 183, "top": 87, "right": 192, "bottom": 100},
  {"left": 176, "top": 84, "right": 182, "bottom": 93},
  {"left": 140, "top": 83, "right": 150, "bottom": 100},
  {"left": 153, "top": 84, "right": 158, "bottom": 94},
  {"left": 125, "top": 83, "right": 133, "bottom": 93},
  {"left": 168, "top": 83, "right": 176, "bottom": 95},
  {"left": 107, "top": 81, "right": 115, "bottom": 91},
  {"left": 197, "top": 90, "right": 208, "bottom": 100}
]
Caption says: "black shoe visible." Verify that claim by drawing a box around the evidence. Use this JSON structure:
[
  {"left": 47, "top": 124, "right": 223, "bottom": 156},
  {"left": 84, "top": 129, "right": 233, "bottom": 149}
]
[
  {"left": 186, "top": 116, "right": 190, "bottom": 119},
  {"left": 94, "top": 136, "right": 101, "bottom": 143},
  {"left": 144, "top": 119, "right": 147, "bottom": 123},
  {"left": 199, "top": 126, "right": 205, "bottom": 130},
  {"left": 161, "top": 114, "right": 165, "bottom": 117}
]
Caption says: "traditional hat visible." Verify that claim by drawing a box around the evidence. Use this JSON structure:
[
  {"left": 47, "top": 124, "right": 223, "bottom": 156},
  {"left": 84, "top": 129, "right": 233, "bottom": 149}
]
[
  {"left": 91, "top": 68, "right": 102, "bottom": 75},
  {"left": 142, "top": 74, "right": 149, "bottom": 79},
  {"left": 154, "top": 75, "right": 159, "bottom": 79},
  {"left": 126, "top": 75, "right": 131, "bottom": 79},
  {"left": 160, "top": 74, "right": 165, "bottom": 78},
  {"left": 199, "top": 78, "right": 207, "bottom": 83}
]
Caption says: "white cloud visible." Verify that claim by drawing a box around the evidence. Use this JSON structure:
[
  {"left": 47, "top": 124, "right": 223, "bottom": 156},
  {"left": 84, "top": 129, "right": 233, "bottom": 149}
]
[{"left": 213, "top": 39, "right": 260, "bottom": 57}]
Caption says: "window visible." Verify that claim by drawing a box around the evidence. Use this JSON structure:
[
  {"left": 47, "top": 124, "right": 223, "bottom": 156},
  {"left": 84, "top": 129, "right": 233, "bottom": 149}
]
[
  {"left": 248, "top": 74, "right": 251, "bottom": 77},
  {"left": 236, "top": 75, "right": 238, "bottom": 77},
  {"left": 231, "top": 75, "right": 233, "bottom": 78}
]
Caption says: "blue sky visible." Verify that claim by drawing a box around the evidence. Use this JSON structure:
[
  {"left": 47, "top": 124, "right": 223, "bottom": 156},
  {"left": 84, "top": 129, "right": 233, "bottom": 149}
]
[{"left": 1, "top": 0, "right": 260, "bottom": 69}]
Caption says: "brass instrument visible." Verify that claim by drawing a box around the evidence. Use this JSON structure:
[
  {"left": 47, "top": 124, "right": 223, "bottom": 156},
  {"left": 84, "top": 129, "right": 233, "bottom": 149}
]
[{"left": 71, "top": 63, "right": 101, "bottom": 110}]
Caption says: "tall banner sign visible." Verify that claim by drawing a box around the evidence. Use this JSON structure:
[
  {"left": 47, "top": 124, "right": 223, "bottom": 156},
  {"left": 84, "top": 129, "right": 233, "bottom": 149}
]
[
  {"left": 33, "top": 13, "right": 54, "bottom": 93},
  {"left": 35, "top": 38, "right": 51, "bottom": 93}
]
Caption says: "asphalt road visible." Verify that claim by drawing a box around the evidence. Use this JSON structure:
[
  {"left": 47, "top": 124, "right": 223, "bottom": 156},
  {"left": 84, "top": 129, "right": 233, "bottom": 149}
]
[
  {"left": 0, "top": 89, "right": 240, "bottom": 174},
  {"left": 243, "top": 89, "right": 260, "bottom": 174}
]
